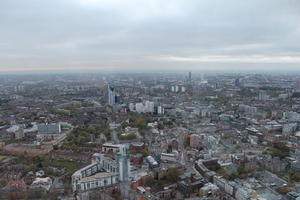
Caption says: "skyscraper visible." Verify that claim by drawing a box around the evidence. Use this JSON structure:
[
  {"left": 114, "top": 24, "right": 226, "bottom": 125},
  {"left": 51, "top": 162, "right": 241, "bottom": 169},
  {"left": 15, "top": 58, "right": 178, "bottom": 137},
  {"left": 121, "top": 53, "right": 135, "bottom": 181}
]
[
  {"left": 117, "top": 144, "right": 130, "bottom": 182},
  {"left": 108, "top": 85, "right": 116, "bottom": 105},
  {"left": 188, "top": 72, "right": 192, "bottom": 82}
]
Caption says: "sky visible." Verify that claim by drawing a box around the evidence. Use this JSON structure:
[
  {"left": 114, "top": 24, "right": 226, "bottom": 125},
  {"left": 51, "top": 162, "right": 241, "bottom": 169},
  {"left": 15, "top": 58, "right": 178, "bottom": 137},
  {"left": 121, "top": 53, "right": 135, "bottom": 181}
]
[{"left": 0, "top": 0, "right": 300, "bottom": 72}]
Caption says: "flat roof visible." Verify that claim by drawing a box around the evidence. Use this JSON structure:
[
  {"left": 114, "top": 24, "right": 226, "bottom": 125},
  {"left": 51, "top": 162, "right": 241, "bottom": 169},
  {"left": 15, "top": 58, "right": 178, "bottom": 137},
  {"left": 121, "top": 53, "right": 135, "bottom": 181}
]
[{"left": 80, "top": 172, "right": 118, "bottom": 182}]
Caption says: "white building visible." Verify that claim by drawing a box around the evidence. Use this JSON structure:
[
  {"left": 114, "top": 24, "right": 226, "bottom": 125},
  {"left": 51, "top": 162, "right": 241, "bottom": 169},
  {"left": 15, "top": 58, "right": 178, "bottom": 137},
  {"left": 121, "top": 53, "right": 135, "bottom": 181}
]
[
  {"left": 181, "top": 86, "right": 186, "bottom": 92},
  {"left": 157, "top": 106, "right": 165, "bottom": 115},
  {"left": 171, "top": 86, "right": 175, "bottom": 92},
  {"left": 145, "top": 101, "right": 154, "bottom": 113},
  {"left": 129, "top": 103, "right": 135, "bottom": 112},
  {"left": 72, "top": 144, "right": 131, "bottom": 192},
  {"left": 135, "top": 103, "right": 145, "bottom": 113},
  {"left": 131, "top": 101, "right": 155, "bottom": 114},
  {"left": 31, "top": 177, "right": 52, "bottom": 191},
  {"left": 160, "top": 152, "right": 179, "bottom": 162},
  {"left": 175, "top": 85, "right": 179, "bottom": 92},
  {"left": 117, "top": 144, "right": 130, "bottom": 182}
]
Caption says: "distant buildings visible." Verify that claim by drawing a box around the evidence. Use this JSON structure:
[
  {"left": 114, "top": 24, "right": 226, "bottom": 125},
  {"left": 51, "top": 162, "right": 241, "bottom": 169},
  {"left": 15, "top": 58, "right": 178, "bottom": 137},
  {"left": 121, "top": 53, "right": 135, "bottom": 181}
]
[
  {"left": 282, "top": 123, "right": 298, "bottom": 136},
  {"left": 238, "top": 104, "right": 257, "bottom": 114},
  {"left": 258, "top": 90, "right": 269, "bottom": 101},
  {"left": 107, "top": 84, "right": 120, "bottom": 105},
  {"left": 129, "top": 101, "right": 155, "bottom": 114},
  {"left": 171, "top": 85, "right": 186, "bottom": 93},
  {"left": 37, "top": 123, "right": 61, "bottom": 135},
  {"left": 235, "top": 78, "right": 244, "bottom": 88},
  {"left": 157, "top": 105, "right": 165, "bottom": 115},
  {"left": 190, "top": 134, "right": 201, "bottom": 149},
  {"left": 283, "top": 112, "right": 300, "bottom": 122}
]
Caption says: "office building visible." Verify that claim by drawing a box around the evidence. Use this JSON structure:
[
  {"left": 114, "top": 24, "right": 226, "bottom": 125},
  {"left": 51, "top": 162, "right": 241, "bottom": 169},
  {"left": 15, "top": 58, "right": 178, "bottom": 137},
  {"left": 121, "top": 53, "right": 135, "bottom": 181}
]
[
  {"left": 108, "top": 85, "right": 116, "bottom": 105},
  {"left": 188, "top": 72, "right": 192, "bottom": 82}
]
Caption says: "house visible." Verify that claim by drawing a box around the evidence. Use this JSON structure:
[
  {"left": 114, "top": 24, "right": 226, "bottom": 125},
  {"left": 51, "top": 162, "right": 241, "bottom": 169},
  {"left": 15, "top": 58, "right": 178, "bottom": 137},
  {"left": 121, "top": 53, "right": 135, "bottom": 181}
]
[{"left": 31, "top": 177, "right": 52, "bottom": 191}]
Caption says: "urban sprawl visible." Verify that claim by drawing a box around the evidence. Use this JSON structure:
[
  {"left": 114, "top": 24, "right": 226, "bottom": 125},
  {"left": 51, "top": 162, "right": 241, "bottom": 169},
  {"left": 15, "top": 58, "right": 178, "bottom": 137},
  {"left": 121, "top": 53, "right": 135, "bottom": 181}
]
[{"left": 1, "top": 72, "right": 300, "bottom": 200}]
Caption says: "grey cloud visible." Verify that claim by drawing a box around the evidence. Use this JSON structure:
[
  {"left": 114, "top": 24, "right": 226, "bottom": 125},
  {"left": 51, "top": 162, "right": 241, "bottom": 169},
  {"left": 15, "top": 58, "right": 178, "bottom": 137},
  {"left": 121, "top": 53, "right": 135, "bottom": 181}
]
[{"left": 0, "top": 0, "right": 299, "bottom": 71}]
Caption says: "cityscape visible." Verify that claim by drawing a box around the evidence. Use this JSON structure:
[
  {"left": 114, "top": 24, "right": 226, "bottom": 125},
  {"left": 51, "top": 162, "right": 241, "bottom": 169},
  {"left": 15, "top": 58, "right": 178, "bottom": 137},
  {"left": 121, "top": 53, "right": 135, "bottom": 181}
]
[
  {"left": 0, "top": 72, "right": 300, "bottom": 199},
  {"left": 1, "top": 0, "right": 300, "bottom": 199}
]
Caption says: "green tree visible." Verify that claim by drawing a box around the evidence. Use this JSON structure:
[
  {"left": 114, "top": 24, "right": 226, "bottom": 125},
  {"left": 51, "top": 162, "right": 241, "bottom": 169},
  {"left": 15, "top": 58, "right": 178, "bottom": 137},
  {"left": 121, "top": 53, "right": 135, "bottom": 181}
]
[
  {"left": 165, "top": 168, "right": 179, "bottom": 182},
  {"left": 157, "top": 124, "right": 164, "bottom": 130},
  {"left": 141, "top": 147, "right": 149, "bottom": 157},
  {"left": 0, "top": 179, "right": 7, "bottom": 187}
]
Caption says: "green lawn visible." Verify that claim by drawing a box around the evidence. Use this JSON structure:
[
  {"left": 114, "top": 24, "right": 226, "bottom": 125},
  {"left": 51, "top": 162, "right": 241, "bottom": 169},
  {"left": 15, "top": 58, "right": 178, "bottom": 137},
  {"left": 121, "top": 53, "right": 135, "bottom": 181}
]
[
  {"left": 50, "top": 160, "right": 81, "bottom": 173},
  {"left": 0, "top": 155, "right": 6, "bottom": 161},
  {"left": 256, "top": 189, "right": 263, "bottom": 195}
]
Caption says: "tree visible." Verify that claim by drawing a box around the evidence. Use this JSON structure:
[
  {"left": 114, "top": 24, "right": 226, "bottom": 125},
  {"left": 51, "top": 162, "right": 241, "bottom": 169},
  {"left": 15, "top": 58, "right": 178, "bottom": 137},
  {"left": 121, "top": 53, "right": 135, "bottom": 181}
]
[
  {"left": 141, "top": 147, "right": 149, "bottom": 157},
  {"left": 0, "top": 179, "right": 7, "bottom": 187},
  {"left": 103, "top": 128, "right": 111, "bottom": 137},
  {"left": 165, "top": 168, "right": 179, "bottom": 182},
  {"left": 184, "top": 136, "right": 190, "bottom": 147},
  {"left": 269, "top": 142, "right": 290, "bottom": 158},
  {"left": 87, "top": 126, "right": 97, "bottom": 133},
  {"left": 118, "top": 133, "right": 137, "bottom": 140},
  {"left": 157, "top": 124, "right": 164, "bottom": 130}
]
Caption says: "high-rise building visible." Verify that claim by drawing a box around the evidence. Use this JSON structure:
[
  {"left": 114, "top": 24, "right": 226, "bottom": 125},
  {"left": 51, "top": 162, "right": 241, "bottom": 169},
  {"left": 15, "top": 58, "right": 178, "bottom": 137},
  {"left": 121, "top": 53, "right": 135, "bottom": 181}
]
[
  {"left": 72, "top": 144, "right": 131, "bottom": 193},
  {"left": 157, "top": 105, "right": 165, "bottom": 115},
  {"left": 258, "top": 90, "right": 269, "bottom": 101},
  {"left": 115, "top": 94, "right": 121, "bottom": 104},
  {"left": 117, "top": 144, "right": 130, "bottom": 182},
  {"left": 235, "top": 78, "right": 244, "bottom": 88},
  {"left": 108, "top": 85, "right": 120, "bottom": 105},
  {"left": 171, "top": 86, "right": 175, "bottom": 92},
  {"left": 295, "top": 80, "right": 300, "bottom": 91},
  {"left": 145, "top": 101, "right": 155, "bottom": 113},
  {"left": 118, "top": 144, "right": 131, "bottom": 199},
  {"left": 235, "top": 78, "right": 240, "bottom": 87},
  {"left": 181, "top": 86, "right": 186, "bottom": 92},
  {"left": 108, "top": 85, "right": 115, "bottom": 105},
  {"left": 188, "top": 72, "right": 192, "bottom": 82}
]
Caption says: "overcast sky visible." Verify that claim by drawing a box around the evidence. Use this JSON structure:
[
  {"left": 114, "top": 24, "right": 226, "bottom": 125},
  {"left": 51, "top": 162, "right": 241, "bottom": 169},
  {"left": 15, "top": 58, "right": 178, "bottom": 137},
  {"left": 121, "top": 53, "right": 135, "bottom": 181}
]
[{"left": 0, "top": 0, "right": 300, "bottom": 72}]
